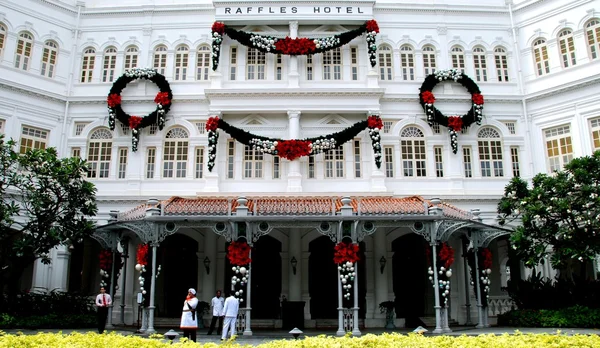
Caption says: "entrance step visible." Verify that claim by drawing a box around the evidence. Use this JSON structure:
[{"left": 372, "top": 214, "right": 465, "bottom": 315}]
[{"left": 418, "top": 317, "right": 458, "bottom": 328}]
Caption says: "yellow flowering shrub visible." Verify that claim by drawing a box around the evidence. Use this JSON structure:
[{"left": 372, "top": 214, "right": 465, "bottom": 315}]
[{"left": 0, "top": 331, "right": 599, "bottom": 348}]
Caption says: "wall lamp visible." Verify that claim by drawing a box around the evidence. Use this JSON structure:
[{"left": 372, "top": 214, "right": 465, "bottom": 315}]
[
  {"left": 380, "top": 256, "right": 387, "bottom": 274},
  {"left": 203, "top": 256, "right": 211, "bottom": 275},
  {"left": 290, "top": 256, "right": 298, "bottom": 275}
]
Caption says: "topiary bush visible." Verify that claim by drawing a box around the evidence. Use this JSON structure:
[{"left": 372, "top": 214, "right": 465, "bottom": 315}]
[{"left": 498, "top": 305, "right": 600, "bottom": 328}]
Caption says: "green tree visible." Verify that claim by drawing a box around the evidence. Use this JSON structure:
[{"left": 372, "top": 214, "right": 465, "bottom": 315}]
[
  {"left": 497, "top": 151, "right": 600, "bottom": 278},
  {"left": 0, "top": 134, "right": 97, "bottom": 306}
]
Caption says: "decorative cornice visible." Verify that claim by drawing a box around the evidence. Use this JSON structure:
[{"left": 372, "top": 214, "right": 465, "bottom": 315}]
[
  {"left": 0, "top": 78, "right": 66, "bottom": 103},
  {"left": 525, "top": 74, "right": 600, "bottom": 102},
  {"left": 81, "top": 4, "right": 215, "bottom": 17},
  {"left": 374, "top": 3, "right": 508, "bottom": 16},
  {"left": 204, "top": 88, "right": 386, "bottom": 99}
]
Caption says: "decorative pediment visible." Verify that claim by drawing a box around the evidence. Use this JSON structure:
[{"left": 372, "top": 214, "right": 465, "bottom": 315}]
[
  {"left": 320, "top": 114, "right": 349, "bottom": 125},
  {"left": 240, "top": 114, "right": 270, "bottom": 125}
]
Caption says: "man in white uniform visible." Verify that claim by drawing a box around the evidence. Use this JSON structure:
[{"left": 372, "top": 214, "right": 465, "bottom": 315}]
[
  {"left": 207, "top": 289, "right": 224, "bottom": 335},
  {"left": 221, "top": 291, "right": 240, "bottom": 341},
  {"left": 180, "top": 288, "right": 198, "bottom": 342},
  {"left": 95, "top": 286, "right": 112, "bottom": 334}
]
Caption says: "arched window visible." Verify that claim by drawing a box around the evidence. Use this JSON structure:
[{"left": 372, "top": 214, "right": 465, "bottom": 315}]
[
  {"left": 196, "top": 45, "right": 211, "bottom": 80},
  {"left": 124, "top": 46, "right": 138, "bottom": 70},
  {"left": 494, "top": 47, "right": 509, "bottom": 82},
  {"left": 322, "top": 47, "right": 341, "bottom": 80},
  {"left": 0, "top": 24, "right": 7, "bottom": 58},
  {"left": 163, "top": 127, "right": 189, "bottom": 178},
  {"left": 87, "top": 128, "right": 113, "bottom": 179},
  {"left": 153, "top": 45, "right": 168, "bottom": 75},
  {"left": 15, "top": 32, "right": 33, "bottom": 70},
  {"left": 80, "top": 47, "right": 96, "bottom": 83},
  {"left": 558, "top": 29, "right": 576, "bottom": 68},
  {"left": 422, "top": 45, "right": 437, "bottom": 75},
  {"left": 450, "top": 46, "right": 465, "bottom": 73},
  {"left": 247, "top": 47, "right": 266, "bottom": 80},
  {"left": 400, "top": 45, "right": 415, "bottom": 80},
  {"left": 400, "top": 126, "right": 426, "bottom": 177},
  {"left": 378, "top": 45, "right": 393, "bottom": 81},
  {"left": 472, "top": 46, "right": 488, "bottom": 82},
  {"left": 102, "top": 47, "right": 117, "bottom": 82},
  {"left": 478, "top": 127, "right": 504, "bottom": 177},
  {"left": 174, "top": 45, "right": 189, "bottom": 81},
  {"left": 585, "top": 19, "right": 600, "bottom": 60},
  {"left": 41, "top": 41, "right": 58, "bottom": 78},
  {"left": 533, "top": 38, "right": 550, "bottom": 76}
]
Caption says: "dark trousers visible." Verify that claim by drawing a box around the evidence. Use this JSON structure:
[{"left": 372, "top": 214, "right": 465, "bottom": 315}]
[
  {"left": 207, "top": 315, "right": 223, "bottom": 335},
  {"left": 183, "top": 328, "right": 197, "bottom": 342},
  {"left": 97, "top": 307, "right": 108, "bottom": 334}
]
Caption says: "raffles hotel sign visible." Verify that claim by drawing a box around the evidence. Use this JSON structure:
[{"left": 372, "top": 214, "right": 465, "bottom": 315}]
[{"left": 214, "top": 1, "right": 374, "bottom": 20}]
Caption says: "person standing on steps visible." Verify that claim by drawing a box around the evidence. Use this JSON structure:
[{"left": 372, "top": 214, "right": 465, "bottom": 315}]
[
  {"left": 95, "top": 286, "right": 112, "bottom": 334},
  {"left": 207, "top": 289, "right": 224, "bottom": 335},
  {"left": 221, "top": 291, "right": 240, "bottom": 341},
  {"left": 180, "top": 288, "right": 198, "bottom": 342}
]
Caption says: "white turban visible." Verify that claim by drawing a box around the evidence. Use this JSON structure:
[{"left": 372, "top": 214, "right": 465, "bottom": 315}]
[{"left": 188, "top": 288, "right": 196, "bottom": 295}]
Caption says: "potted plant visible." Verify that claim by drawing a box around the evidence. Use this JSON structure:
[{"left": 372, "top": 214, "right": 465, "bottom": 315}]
[
  {"left": 197, "top": 301, "right": 210, "bottom": 329},
  {"left": 379, "top": 301, "right": 396, "bottom": 329}
]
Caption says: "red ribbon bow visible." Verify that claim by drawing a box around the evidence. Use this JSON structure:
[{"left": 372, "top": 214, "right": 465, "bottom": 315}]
[
  {"left": 439, "top": 243, "right": 455, "bottom": 269},
  {"left": 421, "top": 91, "right": 435, "bottom": 104},
  {"left": 276, "top": 140, "right": 311, "bottom": 161},
  {"left": 205, "top": 116, "right": 220, "bottom": 132},
  {"left": 447, "top": 116, "right": 463, "bottom": 132},
  {"left": 367, "top": 115, "right": 384, "bottom": 129},
  {"left": 365, "top": 20, "right": 380, "bottom": 33},
  {"left": 107, "top": 94, "right": 121, "bottom": 108},
  {"left": 227, "top": 241, "right": 252, "bottom": 266},
  {"left": 136, "top": 244, "right": 149, "bottom": 266},
  {"left": 129, "top": 116, "right": 143, "bottom": 129},
  {"left": 275, "top": 37, "right": 317, "bottom": 55},
  {"left": 154, "top": 92, "right": 171, "bottom": 105},
  {"left": 472, "top": 93, "right": 484, "bottom": 105},
  {"left": 333, "top": 242, "right": 360, "bottom": 264},
  {"left": 212, "top": 22, "right": 226, "bottom": 35}
]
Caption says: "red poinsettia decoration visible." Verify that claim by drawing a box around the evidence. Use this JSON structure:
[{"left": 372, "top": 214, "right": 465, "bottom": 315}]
[
  {"left": 421, "top": 91, "right": 435, "bottom": 104},
  {"left": 154, "top": 92, "right": 171, "bottom": 105},
  {"left": 212, "top": 22, "right": 226, "bottom": 35},
  {"left": 439, "top": 242, "right": 455, "bottom": 269},
  {"left": 447, "top": 116, "right": 463, "bottom": 132},
  {"left": 206, "top": 116, "right": 220, "bottom": 132},
  {"left": 472, "top": 93, "right": 484, "bottom": 105},
  {"left": 333, "top": 242, "right": 360, "bottom": 264},
  {"left": 482, "top": 248, "right": 493, "bottom": 270},
  {"left": 136, "top": 244, "right": 149, "bottom": 266},
  {"left": 275, "top": 37, "right": 317, "bottom": 55},
  {"left": 367, "top": 115, "right": 384, "bottom": 129},
  {"left": 276, "top": 140, "right": 311, "bottom": 161},
  {"left": 129, "top": 116, "right": 143, "bottom": 129},
  {"left": 227, "top": 241, "right": 252, "bottom": 266},
  {"left": 99, "top": 250, "right": 113, "bottom": 272},
  {"left": 365, "top": 20, "right": 380, "bottom": 33},
  {"left": 107, "top": 94, "right": 121, "bottom": 108}
]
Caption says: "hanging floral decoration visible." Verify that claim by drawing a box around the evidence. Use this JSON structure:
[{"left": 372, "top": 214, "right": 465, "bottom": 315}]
[
  {"left": 227, "top": 241, "right": 251, "bottom": 303},
  {"left": 419, "top": 69, "right": 484, "bottom": 154},
  {"left": 211, "top": 20, "right": 379, "bottom": 71},
  {"left": 98, "top": 250, "right": 124, "bottom": 292},
  {"left": 135, "top": 244, "right": 150, "bottom": 303},
  {"left": 107, "top": 68, "right": 173, "bottom": 152},
  {"left": 206, "top": 114, "right": 383, "bottom": 172},
  {"left": 427, "top": 242, "right": 455, "bottom": 307},
  {"left": 334, "top": 242, "right": 360, "bottom": 301},
  {"left": 468, "top": 247, "right": 492, "bottom": 307}
]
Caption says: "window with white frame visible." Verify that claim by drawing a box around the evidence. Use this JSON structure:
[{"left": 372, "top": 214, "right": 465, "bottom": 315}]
[
  {"left": 434, "top": 146, "right": 444, "bottom": 177},
  {"left": 378, "top": 45, "right": 393, "bottom": 81},
  {"left": 275, "top": 54, "right": 283, "bottom": 80},
  {"left": 590, "top": 118, "right": 600, "bottom": 151},
  {"left": 463, "top": 146, "right": 473, "bottom": 178},
  {"left": 422, "top": 45, "right": 437, "bottom": 75},
  {"left": 148, "top": 124, "right": 158, "bottom": 135},
  {"left": 307, "top": 156, "right": 315, "bottom": 179},
  {"left": 533, "top": 38, "right": 550, "bottom": 76},
  {"left": 87, "top": 128, "right": 113, "bottom": 179},
  {"left": 118, "top": 148, "right": 128, "bottom": 179},
  {"left": 120, "top": 123, "right": 129, "bottom": 136},
  {"left": 473, "top": 46, "right": 488, "bottom": 82},
  {"left": 432, "top": 123, "right": 441, "bottom": 134},
  {"left": 102, "top": 47, "right": 117, "bottom": 83},
  {"left": 353, "top": 139, "right": 361, "bottom": 178},
  {"left": 74, "top": 122, "right": 89, "bottom": 136},
  {"left": 544, "top": 125, "right": 573, "bottom": 172},
  {"left": 71, "top": 147, "right": 81, "bottom": 158},
  {"left": 194, "top": 121, "right": 206, "bottom": 135},
  {"left": 227, "top": 140, "right": 235, "bottom": 179},
  {"left": 153, "top": 45, "right": 167, "bottom": 75},
  {"left": 502, "top": 121, "right": 516, "bottom": 135},
  {"left": 325, "top": 147, "right": 344, "bottom": 178},
  {"left": 510, "top": 146, "right": 520, "bottom": 177},
  {"left": 20, "top": 125, "right": 49, "bottom": 153},
  {"left": 400, "top": 126, "right": 426, "bottom": 177},
  {"left": 0, "top": 24, "right": 6, "bottom": 58},
  {"left": 174, "top": 45, "right": 189, "bottom": 81},
  {"left": 451, "top": 46, "right": 465, "bottom": 73},
  {"left": 146, "top": 147, "right": 156, "bottom": 179},
  {"left": 350, "top": 46, "right": 359, "bottom": 80},
  {"left": 400, "top": 45, "right": 415, "bottom": 80},
  {"left": 243, "top": 145, "right": 264, "bottom": 178},
  {"left": 247, "top": 48, "right": 266, "bottom": 80},
  {"left": 558, "top": 29, "right": 576, "bottom": 68},
  {"left": 195, "top": 147, "right": 204, "bottom": 179},
  {"left": 196, "top": 45, "right": 211, "bottom": 80},
  {"left": 478, "top": 127, "right": 504, "bottom": 177},
  {"left": 494, "top": 47, "right": 510, "bottom": 82},
  {"left": 230, "top": 47, "right": 237, "bottom": 80},
  {"left": 163, "top": 127, "right": 189, "bottom": 178},
  {"left": 323, "top": 47, "right": 342, "bottom": 80},
  {"left": 0, "top": 119, "right": 5, "bottom": 134},
  {"left": 81, "top": 47, "right": 95, "bottom": 83},
  {"left": 585, "top": 19, "right": 600, "bottom": 60},
  {"left": 41, "top": 41, "right": 58, "bottom": 78},
  {"left": 383, "top": 121, "right": 393, "bottom": 134},
  {"left": 273, "top": 156, "right": 280, "bottom": 179},
  {"left": 124, "top": 46, "right": 138, "bottom": 70},
  {"left": 15, "top": 32, "right": 33, "bottom": 70},
  {"left": 384, "top": 145, "right": 394, "bottom": 178},
  {"left": 306, "top": 55, "right": 313, "bottom": 80}
]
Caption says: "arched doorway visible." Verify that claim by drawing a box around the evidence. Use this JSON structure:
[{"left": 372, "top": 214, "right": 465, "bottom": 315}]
[
  {"left": 250, "top": 235, "right": 282, "bottom": 319},
  {"left": 309, "top": 236, "right": 337, "bottom": 319},
  {"left": 68, "top": 237, "right": 103, "bottom": 295}
]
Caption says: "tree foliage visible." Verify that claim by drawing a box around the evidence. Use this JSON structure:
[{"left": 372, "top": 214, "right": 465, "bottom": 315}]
[
  {"left": 0, "top": 134, "right": 97, "bottom": 294},
  {"left": 497, "top": 151, "right": 600, "bottom": 270}
]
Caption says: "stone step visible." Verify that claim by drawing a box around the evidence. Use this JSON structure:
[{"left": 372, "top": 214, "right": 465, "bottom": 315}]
[{"left": 419, "top": 317, "right": 458, "bottom": 328}]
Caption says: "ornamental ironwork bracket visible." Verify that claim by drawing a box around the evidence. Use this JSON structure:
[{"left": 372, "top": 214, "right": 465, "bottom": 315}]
[
  {"left": 436, "top": 220, "right": 474, "bottom": 242},
  {"left": 119, "top": 221, "right": 158, "bottom": 244},
  {"left": 356, "top": 220, "right": 377, "bottom": 242},
  {"left": 472, "top": 228, "right": 511, "bottom": 248},
  {"left": 252, "top": 222, "right": 271, "bottom": 243},
  {"left": 316, "top": 220, "right": 337, "bottom": 242},
  {"left": 212, "top": 221, "right": 233, "bottom": 241},
  {"left": 91, "top": 229, "right": 120, "bottom": 250}
]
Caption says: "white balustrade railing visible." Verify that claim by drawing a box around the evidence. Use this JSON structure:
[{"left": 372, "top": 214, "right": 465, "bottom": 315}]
[{"left": 487, "top": 296, "right": 515, "bottom": 316}]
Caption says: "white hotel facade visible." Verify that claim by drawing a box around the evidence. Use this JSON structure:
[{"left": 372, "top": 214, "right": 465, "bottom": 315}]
[{"left": 1, "top": 0, "right": 599, "bottom": 331}]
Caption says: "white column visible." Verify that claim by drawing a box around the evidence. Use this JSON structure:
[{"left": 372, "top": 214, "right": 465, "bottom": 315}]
[
  {"left": 287, "top": 111, "right": 303, "bottom": 192},
  {"left": 146, "top": 243, "right": 158, "bottom": 334},
  {"left": 474, "top": 246, "right": 485, "bottom": 329},
  {"left": 352, "top": 262, "right": 361, "bottom": 336},
  {"left": 573, "top": 31, "right": 590, "bottom": 65},
  {"left": 336, "top": 268, "right": 345, "bottom": 336},
  {"left": 432, "top": 243, "right": 443, "bottom": 334},
  {"left": 202, "top": 231, "right": 217, "bottom": 302},
  {"left": 373, "top": 230, "right": 389, "bottom": 318},
  {"left": 244, "top": 249, "right": 253, "bottom": 336},
  {"left": 288, "top": 228, "right": 302, "bottom": 301},
  {"left": 288, "top": 21, "right": 299, "bottom": 88}
]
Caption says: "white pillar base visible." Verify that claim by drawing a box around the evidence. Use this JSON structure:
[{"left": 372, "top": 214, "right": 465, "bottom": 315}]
[
  {"left": 287, "top": 172, "right": 303, "bottom": 192},
  {"left": 370, "top": 170, "right": 387, "bottom": 192},
  {"left": 288, "top": 72, "right": 299, "bottom": 88},
  {"left": 367, "top": 69, "right": 379, "bottom": 88},
  {"left": 210, "top": 70, "right": 222, "bottom": 89},
  {"left": 204, "top": 172, "right": 219, "bottom": 192}
]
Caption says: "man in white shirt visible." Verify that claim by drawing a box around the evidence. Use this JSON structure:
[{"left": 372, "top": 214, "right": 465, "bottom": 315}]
[
  {"left": 221, "top": 291, "right": 240, "bottom": 341},
  {"left": 207, "top": 289, "right": 224, "bottom": 335},
  {"left": 95, "top": 286, "right": 112, "bottom": 334}
]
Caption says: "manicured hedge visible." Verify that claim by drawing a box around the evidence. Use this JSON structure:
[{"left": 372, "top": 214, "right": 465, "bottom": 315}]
[
  {"left": 0, "top": 313, "right": 96, "bottom": 329},
  {"left": 498, "top": 305, "right": 600, "bottom": 328}
]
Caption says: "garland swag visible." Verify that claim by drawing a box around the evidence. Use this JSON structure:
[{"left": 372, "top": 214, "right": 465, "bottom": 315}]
[
  {"left": 206, "top": 115, "right": 383, "bottom": 172},
  {"left": 211, "top": 20, "right": 379, "bottom": 71},
  {"left": 419, "top": 69, "right": 484, "bottom": 154}
]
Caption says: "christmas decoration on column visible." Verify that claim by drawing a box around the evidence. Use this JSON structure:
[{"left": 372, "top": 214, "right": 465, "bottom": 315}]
[
  {"left": 426, "top": 242, "right": 455, "bottom": 307},
  {"left": 227, "top": 241, "right": 252, "bottom": 303},
  {"left": 135, "top": 244, "right": 149, "bottom": 304},
  {"left": 333, "top": 242, "right": 360, "bottom": 302},
  {"left": 98, "top": 249, "right": 123, "bottom": 292},
  {"left": 468, "top": 247, "right": 493, "bottom": 307}
]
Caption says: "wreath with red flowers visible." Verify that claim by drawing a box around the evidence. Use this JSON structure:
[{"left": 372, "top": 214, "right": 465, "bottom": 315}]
[
  {"left": 227, "top": 241, "right": 252, "bottom": 266},
  {"left": 107, "top": 68, "right": 173, "bottom": 152},
  {"left": 205, "top": 114, "right": 383, "bottom": 172},
  {"left": 211, "top": 20, "right": 379, "bottom": 70},
  {"left": 419, "top": 69, "right": 484, "bottom": 153}
]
